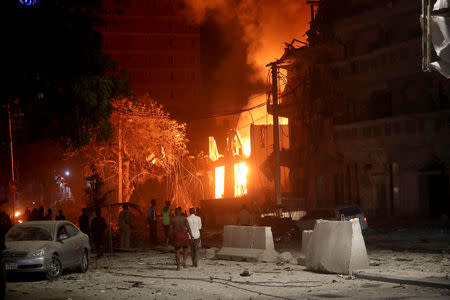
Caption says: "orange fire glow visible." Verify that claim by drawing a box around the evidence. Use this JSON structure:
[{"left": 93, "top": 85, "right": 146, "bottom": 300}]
[
  {"left": 14, "top": 211, "right": 21, "bottom": 217},
  {"left": 237, "top": 94, "right": 288, "bottom": 157},
  {"left": 209, "top": 136, "right": 221, "bottom": 161},
  {"left": 234, "top": 162, "right": 248, "bottom": 197},
  {"left": 215, "top": 166, "right": 225, "bottom": 198}
]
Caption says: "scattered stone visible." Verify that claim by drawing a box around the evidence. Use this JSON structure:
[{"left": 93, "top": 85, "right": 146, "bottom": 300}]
[
  {"left": 240, "top": 269, "right": 251, "bottom": 277},
  {"left": 205, "top": 248, "right": 218, "bottom": 259},
  {"left": 395, "top": 258, "right": 413, "bottom": 262},
  {"left": 132, "top": 282, "right": 144, "bottom": 288},
  {"left": 278, "top": 251, "right": 298, "bottom": 265}
]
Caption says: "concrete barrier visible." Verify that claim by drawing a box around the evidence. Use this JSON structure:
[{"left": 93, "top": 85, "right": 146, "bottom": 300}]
[
  {"left": 306, "top": 220, "right": 369, "bottom": 274},
  {"left": 216, "top": 225, "right": 278, "bottom": 262},
  {"left": 301, "top": 230, "right": 313, "bottom": 254}
]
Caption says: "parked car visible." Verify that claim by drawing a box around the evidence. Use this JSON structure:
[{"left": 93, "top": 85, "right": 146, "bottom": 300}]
[
  {"left": 296, "top": 205, "right": 368, "bottom": 234},
  {"left": 335, "top": 205, "right": 368, "bottom": 230},
  {"left": 296, "top": 208, "right": 340, "bottom": 234},
  {"left": 3, "top": 220, "right": 90, "bottom": 279}
]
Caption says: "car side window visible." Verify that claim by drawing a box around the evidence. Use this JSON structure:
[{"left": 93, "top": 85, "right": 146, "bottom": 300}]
[
  {"left": 57, "top": 225, "right": 67, "bottom": 237},
  {"left": 64, "top": 224, "right": 80, "bottom": 238}
]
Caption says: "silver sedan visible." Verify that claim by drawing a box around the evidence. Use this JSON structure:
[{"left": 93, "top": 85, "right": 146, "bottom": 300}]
[{"left": 3, "top": 220, "right": 90, "bottom": 279}]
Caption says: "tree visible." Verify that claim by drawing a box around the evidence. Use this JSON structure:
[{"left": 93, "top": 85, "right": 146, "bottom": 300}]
[
  {"left": 76, "top": 97, "right": 201, "bottom": 207},
  {"left": 2, "top": 0, "right": 128, "bottom": 148}
]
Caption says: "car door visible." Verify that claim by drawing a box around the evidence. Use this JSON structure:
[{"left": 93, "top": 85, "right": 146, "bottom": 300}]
[
  {"left": 56, "top": 224, "right": 75, "bottom": 267},
  {"left": 64, "top": 223, "right": 85, "bottom": 265}
]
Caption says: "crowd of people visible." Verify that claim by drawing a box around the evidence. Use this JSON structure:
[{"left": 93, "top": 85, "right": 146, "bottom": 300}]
[
  {"left": 19, "top": 206, "right": 67, "bottom": 222},
  {"left": 0, "top": 198, "right": 256, "bottom": 293},
  {"left": 0, "top": 199, "right": 209, "bottom": 274}
]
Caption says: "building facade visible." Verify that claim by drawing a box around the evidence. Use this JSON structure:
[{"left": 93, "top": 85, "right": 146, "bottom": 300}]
[
  {"left": 279, "top": 0, "right": 449, "bottom": 217},
  {"left": 99, "top": 0, "right": 202, "bottom": 115}
]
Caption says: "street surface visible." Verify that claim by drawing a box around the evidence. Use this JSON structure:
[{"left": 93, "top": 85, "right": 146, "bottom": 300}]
[{"left": 4, "top": 247, "right": 450, "bottom": 300}]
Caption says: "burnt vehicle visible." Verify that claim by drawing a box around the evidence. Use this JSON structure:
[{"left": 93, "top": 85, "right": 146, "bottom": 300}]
[
  {"left": 296, "top": 205, "right": 368, "bottom": 234},
  {"left": 3, "top": 221, "right": 90, "bottom": 279}
]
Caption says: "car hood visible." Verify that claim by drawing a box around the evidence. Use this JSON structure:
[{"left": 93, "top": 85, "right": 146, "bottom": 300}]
[{"left": 5, "top": 240, "right": 54, "bottom": 252}]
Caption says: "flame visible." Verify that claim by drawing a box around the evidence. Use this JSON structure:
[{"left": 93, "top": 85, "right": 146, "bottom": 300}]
[
  {"left": 15, "top": 211, "right": 21, "bottom": 217},
  {"left": 234, "top": 162, "right": 248, "bottom": 197},
  {"left": 209, "top": 136, "right": 221, "bottom": 161},
  {"left": 18, "top": 220, "right": 23, "bottom": 224},
  {"left": 237, "top": 94, "right": 288, "bottom": 157},
  {"left": 215, "top": 166, "right": 225, "bottom": 198}
]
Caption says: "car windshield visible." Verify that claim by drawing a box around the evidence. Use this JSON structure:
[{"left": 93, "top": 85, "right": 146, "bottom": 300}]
[{"left": 6, "top": 226, "right": 53, "bottom": 241}]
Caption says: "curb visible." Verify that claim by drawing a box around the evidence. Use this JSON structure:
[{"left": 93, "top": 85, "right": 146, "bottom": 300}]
[{"left": 354, "top": 271, "right": 450, "bottom": 289}]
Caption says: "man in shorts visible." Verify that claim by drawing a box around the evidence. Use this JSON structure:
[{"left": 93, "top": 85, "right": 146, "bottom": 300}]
[{"left": 170, "top": 207, "right": 193, "bottom": 270}]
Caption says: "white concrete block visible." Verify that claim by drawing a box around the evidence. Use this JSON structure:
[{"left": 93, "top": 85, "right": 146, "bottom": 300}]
[
  {"left": 301, "top": 230, "right": 313, "bottom": 254},
  {"left": 306, "top": 220, "right": 369, "bottom": 274},
  {"left": 217, "top": 225, "right": 278, "bottom": 262}
]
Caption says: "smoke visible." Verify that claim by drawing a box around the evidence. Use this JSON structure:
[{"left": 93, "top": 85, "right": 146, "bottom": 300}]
[
  {"left": 185, "top": 0, "right": 310, "bottom": 81},
  {"left": 184, "top": 0, "right": 309, "bottom": 153}
]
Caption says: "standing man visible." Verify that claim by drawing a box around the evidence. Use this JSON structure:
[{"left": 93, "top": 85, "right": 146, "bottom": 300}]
[
  {"left": 44, "top": 208, "right": 53, "bottom": 220},
  {"left": 187, "top": 207, "right": 202, "bottom": 267},
  {"left": 161, "top": 201, "right": 171, "bottom": 246},
  {"left": 237, "top": 204, "right": 251, "bottom": 226},
  {"left": 55, "top": 209, "right": 66, "bottom": 220},
  {"left": 78, "top": 208, "right": 90, "bottom": 236},
  {"left": 90, "top": 209, "right": 107, "bottom": 257},
  {"left": 170, "top": 207, "right": 193, "bottom": 270},
  {"left": 119, "top": 204, "right": 131, "bottom": 248},
  {"left": 37, "top": 206, "right": 45, "bottom": 220},
  {"left": 147, "top": 199, "right": 158, "bottom": 246}
]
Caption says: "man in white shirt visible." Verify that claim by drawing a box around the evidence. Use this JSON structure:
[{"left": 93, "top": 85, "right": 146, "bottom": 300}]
[{"left": 187, "top": 207, "right": 202, "bottom": 267}]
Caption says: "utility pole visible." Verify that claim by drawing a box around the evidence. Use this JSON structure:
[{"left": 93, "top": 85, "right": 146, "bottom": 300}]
[
  {"left": 306, "top": 1, "right": 320, "bottom": 22},
  {"left": 7, "top": 102, "right": 16, "bottom": 222},
  {"left": 118, "top": 115, "right": 123, "bottom": 203},
  {"left": 267, "top": 62, "right": 282, "bottom": 206}
]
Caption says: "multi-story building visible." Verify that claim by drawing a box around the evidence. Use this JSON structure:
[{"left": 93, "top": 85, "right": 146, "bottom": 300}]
[
  {"left": 99, "top": 0, "right": 202, "bottom": 115},
  {"left": 277, "top": 0, "right": 449, "bottom": 217}
]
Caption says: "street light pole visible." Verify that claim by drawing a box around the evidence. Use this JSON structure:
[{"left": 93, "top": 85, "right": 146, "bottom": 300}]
[{"left": 8, "top": 102, "right": 16, "bottom": 222}]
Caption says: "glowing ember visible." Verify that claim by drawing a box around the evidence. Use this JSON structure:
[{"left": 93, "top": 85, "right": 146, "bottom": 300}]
[
  {"left": 14, "top": 211, "right": 21, "bottom": 217},
  {"left": 18, "top": 220, "right": 23, "bottom": 224},
  {"left": 234, "top": 162, "right": 248, "bottom": 197},
  {"left": 215, "top": 166, "right": 225, "bottom": 199}
]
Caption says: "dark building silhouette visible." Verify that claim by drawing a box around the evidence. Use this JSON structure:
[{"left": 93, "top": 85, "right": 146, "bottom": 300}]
[{"left": 276, "top": 0, "right": 449, "bottom": 217}]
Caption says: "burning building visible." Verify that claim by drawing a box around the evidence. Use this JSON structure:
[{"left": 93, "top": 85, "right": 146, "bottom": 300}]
[{"left": 201, "top": 96, "right": 290, "bottom": 226}]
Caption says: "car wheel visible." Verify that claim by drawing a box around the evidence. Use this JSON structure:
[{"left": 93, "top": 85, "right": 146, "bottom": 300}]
[
  {"left": 46, "top": 254, "right": 62, "bottom": 280},
  {"left": 78, "top": 250, "right": 89, "bottom": 273}
]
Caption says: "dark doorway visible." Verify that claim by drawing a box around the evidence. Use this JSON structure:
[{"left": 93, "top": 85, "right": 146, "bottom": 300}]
[
  {"left": 421, "top": 172, "right": 450, "bottom": 217},
  {"left": 428, "top": 174, "right": 449, "bottom": 216}
]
